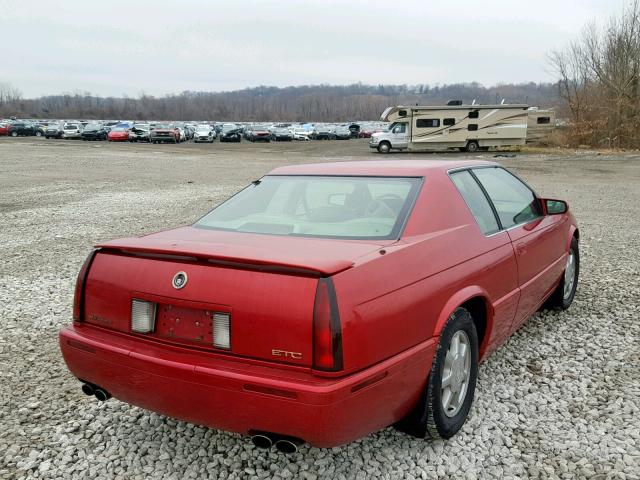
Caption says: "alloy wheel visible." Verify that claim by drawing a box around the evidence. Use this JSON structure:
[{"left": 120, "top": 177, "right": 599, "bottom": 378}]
[
  {"left": 441, "top": 330, "right": 471, "bottom": 417},
  {"left": 563, "top": 250, "right": 576, "bottom": 300}
]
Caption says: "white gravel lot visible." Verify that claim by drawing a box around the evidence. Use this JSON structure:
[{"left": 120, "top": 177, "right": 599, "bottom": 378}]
[{"left": 0, "top": 139, "right": 639, "bottom": 479}]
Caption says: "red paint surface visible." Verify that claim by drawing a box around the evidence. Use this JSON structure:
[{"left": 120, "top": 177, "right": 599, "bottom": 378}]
[{"left": 60, "top": 160, "right": 578, "bottom": 447}]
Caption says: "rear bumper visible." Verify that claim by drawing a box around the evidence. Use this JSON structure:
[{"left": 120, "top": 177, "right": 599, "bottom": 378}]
[{"left": 59, "top": 324, "right": 436, "bottom": 447}]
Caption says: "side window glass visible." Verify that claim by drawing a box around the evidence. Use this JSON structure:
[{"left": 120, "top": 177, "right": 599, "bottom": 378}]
[
  {"left": 416, "top": 119, "right": 440, "bottom": 128},
  {"left": 443, "top": 118, "right": 456, "bottom": 126},
  {"left": 450, "top": 171, "right": 500, "bottom": 235},
  {"left": 473, "top": 167, "right": 542, "bottom": 228},
  {"left": 393, "top": 123, "right": 406, "bottom": 134}
]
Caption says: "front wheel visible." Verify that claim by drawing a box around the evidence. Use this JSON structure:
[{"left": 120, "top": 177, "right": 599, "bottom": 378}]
[
  {"left": 377, "top": 141, "right": 391, "bottom": 153},
  {"left": 11, "top": 131, "right": 18, "bottom": 137},
  {"left": 544, "top": 237, "right": 579, "bottom": 310},
  {"left": 396, "top": 308, "right": 478, "bottom": 439},
  {"left": 35, "top": 131, "right": 42, "bottom": 137}
]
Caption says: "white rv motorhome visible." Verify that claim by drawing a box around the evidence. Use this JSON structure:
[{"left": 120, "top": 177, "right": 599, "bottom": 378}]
[{"left": 370, "top": 103, "right": 529, "bottom": 153}]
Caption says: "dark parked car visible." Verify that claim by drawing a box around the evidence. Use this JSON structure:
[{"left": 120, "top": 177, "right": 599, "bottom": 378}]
[
  {"left": 45, "top": 123, "right": 64, "bottom": 139},
  {"left": 7, "top": 122, "right": 36, "bottom": 137},
  {"left": 312, "top": 125, "right": 334, "bottom": 140},
  {"left": 81, "top": 123, "right": 108, "bottom": 141},
  {"left": 33, "top": 123, "right": 46, "bottom": 137},
  {"left": 219, "top": 123, "right": 242, "bottom": 143},
  {"left": 271, "top": 127, "right": 293, "bottom": 142}
]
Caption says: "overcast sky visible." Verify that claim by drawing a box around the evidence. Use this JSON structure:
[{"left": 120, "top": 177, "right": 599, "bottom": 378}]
[{"left": 0, "top": 0, "right": 625, "bottom": 98}]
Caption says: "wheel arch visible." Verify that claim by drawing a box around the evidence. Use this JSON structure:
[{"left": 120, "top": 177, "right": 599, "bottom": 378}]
[
  {"left": 434, "top": 286, "right": 494, "bottom": 360},
  {"left": 568, "top": 225, "right": 580, "bottom": 249}
]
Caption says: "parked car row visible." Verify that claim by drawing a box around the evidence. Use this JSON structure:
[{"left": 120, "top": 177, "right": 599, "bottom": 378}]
[{"left": 1, "top": 118, "right": 390, "bottom": 144}]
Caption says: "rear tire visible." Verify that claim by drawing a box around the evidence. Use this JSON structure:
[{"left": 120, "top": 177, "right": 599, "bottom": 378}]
[
  {"left": 377, "top": 141, "right": 391, "bottom": 154},
  {"left": 544, "top": 237, "right": 579, "bottom": 310},
  {"left": 465, "top": 141, "right": 479, "bottom": 152},
  {"left": 396, "top": 308, "right": 478, "bottom": 439},
  {"left": 11, "top": 131, "right": 18, "bottom": 137}
]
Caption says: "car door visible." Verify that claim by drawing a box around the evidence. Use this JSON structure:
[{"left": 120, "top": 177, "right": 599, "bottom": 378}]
[
  {"left": 391, "top": 122, "right": 409, "bottom": 148},
  {"left": 472, "top": 167, "right": 567, "bottom": 329},
  {"left": 449, "top": 170, "right": 519, "bottom": 355}
]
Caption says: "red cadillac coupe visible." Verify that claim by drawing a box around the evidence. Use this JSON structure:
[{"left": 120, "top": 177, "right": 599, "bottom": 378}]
[{"left": 60, "top": 160, "right": 579, "bottom": 452}]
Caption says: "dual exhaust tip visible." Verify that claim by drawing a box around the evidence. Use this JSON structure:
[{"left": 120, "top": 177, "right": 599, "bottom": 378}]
[
  {"left": 251, "top": 432, "right": 303, "bottom": 454},
  {"left": 81, "top": 382, "right": 111, "bottom": 402},
  {"left": 81, "top": 382, "right": 301, "bottom": 453}
]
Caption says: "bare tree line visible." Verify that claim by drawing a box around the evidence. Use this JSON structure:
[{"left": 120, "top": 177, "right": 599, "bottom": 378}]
[
  {"left": 0, "top": 82, "right": 558, "bottom": 122},
  {"left": 550, "top": 1, "right": 640, "bottom": 148}
]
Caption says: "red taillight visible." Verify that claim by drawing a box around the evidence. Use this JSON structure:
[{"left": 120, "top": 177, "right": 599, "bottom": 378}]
[
  {"left": 72, "top": 250, "right": 99, "bottom": 322},
  {"left": 313, "top": 278, "right": 343, "bottom": 371}
]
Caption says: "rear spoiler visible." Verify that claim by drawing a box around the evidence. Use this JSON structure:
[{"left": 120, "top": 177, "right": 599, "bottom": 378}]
[{"left": 96, "top": 244, "right": 354, "bottom": 278}]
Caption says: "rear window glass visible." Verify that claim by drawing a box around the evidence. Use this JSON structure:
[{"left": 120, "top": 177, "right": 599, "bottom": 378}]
[{"left": 195, "top": 175, "right": 422, "bottom": 239}]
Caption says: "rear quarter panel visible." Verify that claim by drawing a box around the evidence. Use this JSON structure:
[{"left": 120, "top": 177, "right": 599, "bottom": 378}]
[{"left": 333, "top": 170, "right": 519, "bottom": 372}]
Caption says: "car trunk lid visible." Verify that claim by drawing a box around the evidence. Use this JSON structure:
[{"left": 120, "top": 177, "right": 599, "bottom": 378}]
[{"left": 82, "top": 227, "right": 388, "bottom": 367}]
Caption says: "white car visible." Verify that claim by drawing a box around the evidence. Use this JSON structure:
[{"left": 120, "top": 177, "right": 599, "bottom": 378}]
[
  {"left": 292, "top": 129, "right": 311, "bottom": 141},
  {"left": 194, "top": 126, "right": 215, "bottom": 143},
  {"left": 63, "top": 124, "right": 83, "bottom": 139}
]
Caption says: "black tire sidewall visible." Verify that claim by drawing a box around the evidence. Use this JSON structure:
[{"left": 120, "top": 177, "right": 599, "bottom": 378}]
[{"left": 426, "top": 308, "right": 479, "bottom": 438}]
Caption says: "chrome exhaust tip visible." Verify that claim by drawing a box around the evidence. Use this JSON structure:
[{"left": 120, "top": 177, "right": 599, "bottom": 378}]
[
  {"left": 251, "top": 434, "right": 273, "bottom": 449},
  {"left": 274, "top": 439, "right": 300, "bottom": 454},
  {"left": 81, "top": 383, "right": 95, "bottom": 396},
  {"left": 94, "top": 388, "right": 111, "bottom": 402}
]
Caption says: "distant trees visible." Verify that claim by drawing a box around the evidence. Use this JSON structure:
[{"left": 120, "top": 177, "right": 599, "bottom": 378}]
[
  {"left": 0, "top": 82, "right": 22, "bottom": 105},
  {"left": 550, "top": 1, "right": 640, "bottom": 148},
  {"left": 0, "top": 82, "right": 558, "bottom": 122}
]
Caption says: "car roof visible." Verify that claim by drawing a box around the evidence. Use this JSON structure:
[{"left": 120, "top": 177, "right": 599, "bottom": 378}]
[{"left": 268, "top": 159, "right": 499, "bottom": 176}]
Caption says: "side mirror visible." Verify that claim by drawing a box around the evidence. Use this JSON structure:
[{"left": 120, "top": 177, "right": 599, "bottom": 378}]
[{"left": 545, "top": 199, "right": 568, "bottom": 215}]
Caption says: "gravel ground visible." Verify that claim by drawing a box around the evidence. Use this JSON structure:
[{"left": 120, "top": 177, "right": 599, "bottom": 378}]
[{"left": 0, "top": 138, "right": 639, "bottom": 479}]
